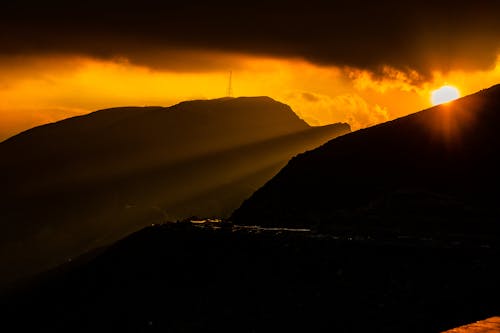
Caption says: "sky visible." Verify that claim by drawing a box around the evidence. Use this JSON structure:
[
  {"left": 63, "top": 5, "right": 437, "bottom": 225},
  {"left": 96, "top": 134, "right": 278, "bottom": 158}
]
[{"left": 1, "top": 0, "right": 500, "bottom": 141}]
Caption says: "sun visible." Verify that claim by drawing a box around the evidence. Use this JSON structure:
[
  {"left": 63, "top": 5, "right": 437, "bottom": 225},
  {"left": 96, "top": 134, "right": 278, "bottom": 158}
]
[{"left": 431, "top": 85, "right": 460, "bottom": 105}]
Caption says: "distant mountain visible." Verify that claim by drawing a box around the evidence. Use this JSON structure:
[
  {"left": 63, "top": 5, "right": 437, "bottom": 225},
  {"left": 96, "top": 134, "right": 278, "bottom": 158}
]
[
  {"left": 232, "top": 85, "right": 500, "bottom": 237},
  {"left": 0, "top": 96, "right": 350, "bottom": 288}
]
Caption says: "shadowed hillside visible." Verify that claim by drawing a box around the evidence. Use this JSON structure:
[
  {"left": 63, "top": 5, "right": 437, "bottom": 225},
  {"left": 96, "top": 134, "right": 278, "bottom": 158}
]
[
  {"left": 2, "top": 223, "right": 499, "bottom": 332},
  {"left": 0, "top": 97, "right": 350, "bottom": 288},
  {"left": 232, "top": 85, "right": 500, "bottom": 238}
]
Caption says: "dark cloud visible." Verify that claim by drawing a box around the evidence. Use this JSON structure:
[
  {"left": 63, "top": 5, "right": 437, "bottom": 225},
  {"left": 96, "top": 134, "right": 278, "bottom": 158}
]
[
  {"left": 301, "top": 92, "right": 320, "bottom": 102},
  {"left": 1, "top": 0, "right": 499, "bottom": 77}
]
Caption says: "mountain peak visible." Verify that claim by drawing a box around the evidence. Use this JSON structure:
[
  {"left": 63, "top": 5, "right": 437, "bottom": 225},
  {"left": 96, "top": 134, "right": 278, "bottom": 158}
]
[{"left": 0, "top": 96, "right": 350, "bottom": 288}]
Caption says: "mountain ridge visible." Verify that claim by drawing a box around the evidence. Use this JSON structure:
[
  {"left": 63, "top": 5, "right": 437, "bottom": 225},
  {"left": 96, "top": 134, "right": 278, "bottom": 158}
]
[
  {"left": 232, "top": 84, "right": 500, "bottom": 236},
  {"left": 3, "top": 222, "right": 499, "bottom": 333},
  {"left": 0, "top": 96, "right": 350, "bottom": 288}
]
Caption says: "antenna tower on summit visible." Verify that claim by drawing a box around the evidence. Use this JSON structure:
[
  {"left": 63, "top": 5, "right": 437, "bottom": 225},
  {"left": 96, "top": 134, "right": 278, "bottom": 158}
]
[{"left": 227, "top": 71, "right": 233, "bottom": 97}]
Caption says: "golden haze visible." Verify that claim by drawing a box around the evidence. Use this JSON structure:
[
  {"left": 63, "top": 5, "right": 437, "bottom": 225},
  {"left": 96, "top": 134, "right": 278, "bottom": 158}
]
[{"left": 1, "top": 54, "right": 500, "bottom": 141}]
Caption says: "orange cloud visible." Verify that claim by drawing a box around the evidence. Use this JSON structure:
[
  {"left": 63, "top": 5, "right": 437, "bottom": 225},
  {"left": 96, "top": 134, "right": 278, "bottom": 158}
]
[
  {"left": 285, "top": 91, "right": 389, "bottom": 130},
  {"left": 1, "top": 53, "right": 500, "bottom": 141}
]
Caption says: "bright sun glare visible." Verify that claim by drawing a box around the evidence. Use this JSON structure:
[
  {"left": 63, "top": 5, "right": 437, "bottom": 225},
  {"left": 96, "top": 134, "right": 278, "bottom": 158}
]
[{"left": 431, "top": 85, "right": 460, "bottom": 105}]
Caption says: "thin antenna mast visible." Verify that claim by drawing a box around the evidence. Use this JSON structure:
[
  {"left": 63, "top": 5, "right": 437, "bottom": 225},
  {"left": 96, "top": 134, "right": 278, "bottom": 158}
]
[{"left": 227, "top": 71, "right": 233, "bottom": 97}]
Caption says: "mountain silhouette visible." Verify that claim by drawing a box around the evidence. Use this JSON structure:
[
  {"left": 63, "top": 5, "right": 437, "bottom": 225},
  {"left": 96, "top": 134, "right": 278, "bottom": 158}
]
[
  {"left": 232, "top": 85, "right": 500, "bottom": 237},
  {"left": 0, "top": 96, "right": 350, "bottom": 288}
]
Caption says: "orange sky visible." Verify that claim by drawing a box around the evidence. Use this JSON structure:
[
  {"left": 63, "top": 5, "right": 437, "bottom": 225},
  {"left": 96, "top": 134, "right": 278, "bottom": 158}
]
[{"left": 1, "top": 53, "right": 500, "bottom": 141}]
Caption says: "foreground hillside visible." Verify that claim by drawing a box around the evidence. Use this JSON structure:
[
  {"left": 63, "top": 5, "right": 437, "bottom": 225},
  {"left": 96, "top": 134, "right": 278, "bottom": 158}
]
[
  {"left": 0, "top": 97, "right": 350, "bottom": 288},
  {"left": 233, "top": 85, "right": 500, "bottom": 237},
  {"left": 2, "top": 222, "right": 499, "bottom": 332}
]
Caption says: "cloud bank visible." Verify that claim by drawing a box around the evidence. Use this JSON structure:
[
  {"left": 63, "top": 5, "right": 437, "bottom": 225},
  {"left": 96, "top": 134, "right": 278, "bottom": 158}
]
[{"left": 1, "top": 1, "right": 499, "bottom": 78}]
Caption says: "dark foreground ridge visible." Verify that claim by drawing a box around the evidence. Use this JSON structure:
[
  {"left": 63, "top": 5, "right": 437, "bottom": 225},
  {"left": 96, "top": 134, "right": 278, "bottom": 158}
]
[
  {"left": 0, "top": 96, "right": 350, "bottom": 289},
  {"left": 233, "top": 84, "right": 500, "bottom": 238},
  {"left": 2, "top": 222, "right": 499, "bottom": 332}
]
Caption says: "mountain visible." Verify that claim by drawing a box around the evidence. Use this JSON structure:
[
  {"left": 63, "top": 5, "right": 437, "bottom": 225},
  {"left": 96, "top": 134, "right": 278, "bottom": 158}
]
[
  {"left": 0, "top": 96, "right": 350, "bottom": 288},
  {"left": 2, "top": 223, "right": 499, "bottom": 332},
  {"left": 232, "top": 85, "right": 500, "bottom": 237}
]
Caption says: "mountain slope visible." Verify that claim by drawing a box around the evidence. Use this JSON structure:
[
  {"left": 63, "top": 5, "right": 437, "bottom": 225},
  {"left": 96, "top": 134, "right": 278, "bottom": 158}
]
[
  {"left": 3, "top": 223, "right": 499, "bottom": 332},
  {"left": 0, "top": 96, "right": 350, "bottom": 288},
  {"left": 232, "top": 85, "right": 500, "bottom": 236}
]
